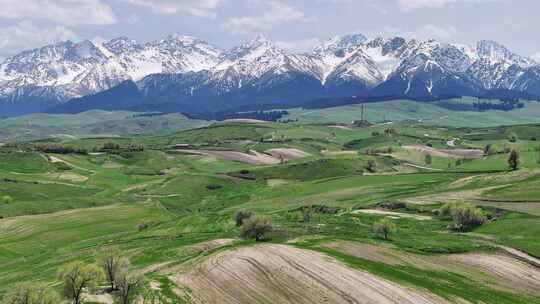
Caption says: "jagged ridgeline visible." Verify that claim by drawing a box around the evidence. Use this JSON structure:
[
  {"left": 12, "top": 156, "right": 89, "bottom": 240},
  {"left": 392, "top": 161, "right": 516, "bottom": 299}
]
[{"left": 1, "top": 33, "right": 540, "bottom": 116}]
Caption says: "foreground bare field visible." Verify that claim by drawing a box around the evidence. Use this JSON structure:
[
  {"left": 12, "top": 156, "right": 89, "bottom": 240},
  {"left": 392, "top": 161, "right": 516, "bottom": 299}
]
[{"left": 172, "top": 244, "right": 448, "bottom": 304}]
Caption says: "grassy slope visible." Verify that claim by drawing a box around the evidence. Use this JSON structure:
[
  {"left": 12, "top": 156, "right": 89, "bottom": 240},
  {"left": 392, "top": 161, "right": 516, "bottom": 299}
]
[
  {"left": 0, "top": 121, "right": 540, "bottom": 302},
  {"left": 0, "top": 110, "right": 210, "bottom": 141},
  {"left": 284, "top": 99, "right": 540, "bottom": 127}
]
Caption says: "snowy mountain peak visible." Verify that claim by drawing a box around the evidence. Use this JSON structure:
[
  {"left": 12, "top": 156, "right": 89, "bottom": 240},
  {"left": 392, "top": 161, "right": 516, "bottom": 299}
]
[
  {"left": 3, "top": 32, "right": 540, "bottom": 117},
  {"left": 314, "top": 33, "right": 367, "bottom": 56},
  {"left": 476, "top": 40, "right": 535, "bottom": 67},
  {"left": 102, "top": 37, "right": 141, "bottom": 56}
]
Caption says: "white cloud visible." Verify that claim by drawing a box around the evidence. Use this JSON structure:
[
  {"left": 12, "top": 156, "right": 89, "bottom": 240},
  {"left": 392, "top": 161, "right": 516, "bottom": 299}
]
[
  {"left": 222, "top": 1, "right": 315, "bottom": 34},
  {"left": 0, "top": 0, "right": 117, "bottom": 25},
  {"left": 124, "top": 0, "right": 224, "bottom": 18},
  {"left": 276, "top": 38, "right": 322, "bottom": 52},
  {"left": 0, "top": 21, "right": 79, "bottom": 57},
  {"left": 397, "top": 0, "right": 499, "bottom": 10}
]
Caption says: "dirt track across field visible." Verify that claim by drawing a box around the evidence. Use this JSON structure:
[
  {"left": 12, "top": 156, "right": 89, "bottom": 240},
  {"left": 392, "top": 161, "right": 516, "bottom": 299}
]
[
  {"left": 178, "top": 149, "right": 280, "bottom": 165},
  {"left": 172, "top": 244, "right": 448, "bottom": 304},
  {"left": 352, "top": 209, "right": 433, "bottom": 220},
  {"left": 403, "top": 145, "right": 484, "bottom": 159},
  {"left": 177, "top": 148, "right": 310, "bottom": 165},
  {"left": 265, "top": 148, "right": 311, "bottom": 161}
]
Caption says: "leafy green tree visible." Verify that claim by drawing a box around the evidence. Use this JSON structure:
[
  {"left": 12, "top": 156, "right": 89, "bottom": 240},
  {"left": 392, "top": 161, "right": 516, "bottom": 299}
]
[
  {"left": 424, "top": 154, "right": 432, "bottom": 165},
  {"left": 3, "top": 283, "right": 59, "bottom": 304},
  {"left": 240, "top": 216, "right": 273, "bottom": 241},
  {"left": 57, "top": 261, "right": 104, "bottom": 304},
  {"left": 373, "top": 218, "right": 397, "bottom": 240},
  {"left": 115, "top": 272, "right": 144, "bottom": 304},
  {"left": 508, "top": 149, "right": 519, "bottom": 171},
  {"left": 98, "top": 247, "right": 130, "bottom": 291},
  {"left": 449, "top": 203, "right": 486, "bottom": 232}
]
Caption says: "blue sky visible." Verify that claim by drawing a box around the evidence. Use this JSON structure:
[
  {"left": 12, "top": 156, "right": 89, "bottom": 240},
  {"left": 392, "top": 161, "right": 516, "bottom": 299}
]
[{"left": 0, "top": 0, "right": 539, "bottom": 60}]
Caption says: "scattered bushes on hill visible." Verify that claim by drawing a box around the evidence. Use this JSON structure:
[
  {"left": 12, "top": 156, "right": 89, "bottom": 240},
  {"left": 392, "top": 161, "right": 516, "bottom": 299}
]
[
  {"left": 373, "top": 218, "right": 397, "bottom": 240},
  {"left": 240, "top": 216, "right": 273, "bottom": 241},
  {"left": 36, "top": 144, "right": 88, "bottom": 155}
]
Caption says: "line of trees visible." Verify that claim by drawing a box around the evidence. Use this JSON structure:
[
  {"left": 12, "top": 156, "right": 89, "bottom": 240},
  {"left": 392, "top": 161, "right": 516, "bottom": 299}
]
[{"left": 2, "top": 248, "right": 143, "bottom": 304}]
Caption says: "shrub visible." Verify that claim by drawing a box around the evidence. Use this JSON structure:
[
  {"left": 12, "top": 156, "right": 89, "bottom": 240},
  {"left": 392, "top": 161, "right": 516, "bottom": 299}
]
[
  {"left": 508, "top": 133, "right": 518, "bottom": 143},
  {"left": 438, "top": 203, "right": 486, "bottom": 232},
  {"left": 240, "top": 216, "right": 273, "bottom": 241},
  {"left": 424, "top": 154, "right": 432, "bottom": 165},
  {"left": 234, "top": 211, "right": 253, "bottom": 227},
  {"left": 508, "top": 149, "right": 519, "bottom": 171},
  {"left": 1, "top": 195, "right": 13, "bottom": 204},
  {"left": 366, "top": 160, "right": 377, "bottom": 173},
  {"left": 206, "top": 184, "right": 223, "bottom": 190},
  {"left": 373, "top": 218, "right": 397, "bottom": 240}
]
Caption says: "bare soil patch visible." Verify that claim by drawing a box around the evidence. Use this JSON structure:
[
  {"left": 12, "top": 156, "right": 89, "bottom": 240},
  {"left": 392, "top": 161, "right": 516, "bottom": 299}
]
[
  {"left": 329, "top": 125, "right": 353, "bottom": 130},
  {"left": 265, "top": 148, "right": 311, "bottom": 161},
  {"left": 321, "top": 150, "right": 358, "bottom": 156},
  {"left": 172, "top": 244, "right": 448, "bottom": 304},
  {"left": 403, "top": 145, "right": 484, "bottom": 159},
  {"left": 352, "top": 209, "right": 433, "bottom": 220},
  {"left": 325, "top": 241, "right": 540, "bottom": 295},
  {"left": 177, "top": 149, "right": 280, "bottom": 165}
]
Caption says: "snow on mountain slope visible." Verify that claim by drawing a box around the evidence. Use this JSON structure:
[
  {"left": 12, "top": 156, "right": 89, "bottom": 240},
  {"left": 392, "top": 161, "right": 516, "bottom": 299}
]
[{"left": 1, "top": 32, "right": 540, "bottom": 116}]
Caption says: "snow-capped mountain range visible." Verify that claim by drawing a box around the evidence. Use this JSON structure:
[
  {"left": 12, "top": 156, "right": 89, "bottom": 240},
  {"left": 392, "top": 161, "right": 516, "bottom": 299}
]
[{"left": 1, "top": 33, "right": 539, "bottom": 116}]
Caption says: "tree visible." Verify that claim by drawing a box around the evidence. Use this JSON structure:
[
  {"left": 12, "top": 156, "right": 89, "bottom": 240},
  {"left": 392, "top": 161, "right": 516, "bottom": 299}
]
[
  {"left": 424, "top": 154, "right": 432, "bottom": 165},
  {"left": 240, "top": 216, "right": 273, "bottom": 241},
  {"left": 98, "top": 247, "right": 130, "bottom": 291},
  {"left": 115, "top": 272, "right": 143, "bottom": 304},
  {"left": 57, "top": 261, "right": 104, "bottom": 304},
  {"left": 366, "top": 160, "right": 377, "bottom": 173},
  {"left": 508, "top": 149, "right": 519, "bottom": 171},
  {"left": 483, "top": 144, "right": 492, "bottom": 156},
  {"left": 234, "top": 211, "right": 253, "bottom": 227},
  {"left": 373, "top": 218, "right": 397, "bottom": 240},
  {"left": 449, "top": 203, "right": 486, "bottom": 232},
  {"left": 3, "top": 283, "right": 60, "bottom": 304}
]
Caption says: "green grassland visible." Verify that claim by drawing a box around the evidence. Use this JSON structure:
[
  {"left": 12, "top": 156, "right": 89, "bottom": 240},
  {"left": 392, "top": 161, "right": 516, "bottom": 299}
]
[
  {"left": 284, "top": 98, "right": 540, "bottom": 127},
  {"left": 0, "top": 110, "right": 210, "bottom": 141},
  {"left": 1, "top": 111, "right": 540, "bottom": 303}
]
